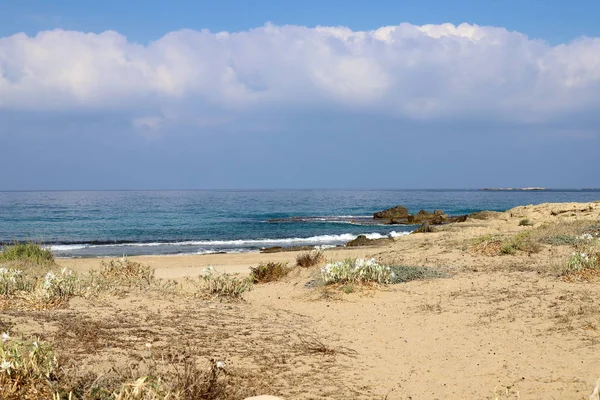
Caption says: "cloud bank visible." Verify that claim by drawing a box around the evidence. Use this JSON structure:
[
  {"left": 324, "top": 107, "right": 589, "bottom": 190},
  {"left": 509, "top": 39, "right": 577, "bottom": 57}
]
[{"left": 1, "top": 22, "right": 600, "bottom": 128}]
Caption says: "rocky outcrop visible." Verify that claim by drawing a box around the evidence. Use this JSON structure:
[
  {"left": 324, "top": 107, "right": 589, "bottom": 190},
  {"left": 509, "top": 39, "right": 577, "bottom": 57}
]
[
  {"left": 412, "top": 222, "right": 434, "bottom": 234},
  {"left": 345, "top": 235, "right": 393, "bottom": 247},
  {"left": 469, "top": 211, "right": 502, "bottom": 220},
  {"left": 373, "top": 205, "right": 409, "bottom": 220},
  {"left": 373, "top": 205, "right": 467, "bottom": 225}
]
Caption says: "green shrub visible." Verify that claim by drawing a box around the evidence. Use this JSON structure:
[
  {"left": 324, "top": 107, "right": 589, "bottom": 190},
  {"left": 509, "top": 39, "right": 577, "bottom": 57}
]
[
  {"left": 500, "top": 232, "right": 541, "bottom": 255},
  {"left": 0, "top": 268, "right": 29, "bottom": 296},
  {"left": 0, "top": 242, "right": 54, "bottom": 265},
  {"left": 320, "top": 258, "right": 447, "bottom": 285},
  {"left": 296, "top": 251, "right": 325, "bottom": 267},
  {"left": 539, "top": 235, "right": 579, "bottom": 246},
  {"left": 321, "top": 258, "right": 391, "bottom": 284},
  {"left": 519, "top": 218, "right": 534, "bottom": 226},
  {"left": 35, "top": 268, "right": 77, "bottom": 303},
  {"left": 250, "top": 262, "right": 290, "bottom": 283}
]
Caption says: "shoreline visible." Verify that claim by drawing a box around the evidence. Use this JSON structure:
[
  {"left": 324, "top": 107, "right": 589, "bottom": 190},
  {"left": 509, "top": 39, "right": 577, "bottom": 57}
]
[{"left": 4, "top": 200, "right": 600, "bottom": 398}]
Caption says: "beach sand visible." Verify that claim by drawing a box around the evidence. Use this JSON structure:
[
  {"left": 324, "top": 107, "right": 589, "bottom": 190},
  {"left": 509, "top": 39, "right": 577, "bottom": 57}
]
[{"left": 4, "top": 201, "right": 600, "bottom": 399}]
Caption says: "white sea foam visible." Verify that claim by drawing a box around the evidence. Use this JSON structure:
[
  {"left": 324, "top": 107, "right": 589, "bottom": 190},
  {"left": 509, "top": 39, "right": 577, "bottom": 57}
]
[
  {"left": 48, "top": 230, "right": 411, "bottom": 252},
  {"left": 47, "top": 244, "right": 88, "bottom": 251}
]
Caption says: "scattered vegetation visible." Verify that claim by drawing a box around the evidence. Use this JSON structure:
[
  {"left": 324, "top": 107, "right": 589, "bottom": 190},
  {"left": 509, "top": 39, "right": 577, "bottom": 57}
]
[
  {"left": 0, "top": 268, "right": 29, "bottom": 296},
  {"left": 296, "top": 250, "right": 325, "bottom": 268},
  {"left": 320, "top": 258, "right": 446, "bottom": 285},
  {"left": 0, "top": 334, "right": 58, "bottom": 399},
  {"left": 35, "top": 268, "right": 78, "bottom": 304},
  {"left": 531, "top": 220, "right": 600, "bottom": 246},
  {"left": 191, "top": 267, "right": 252, "bottom": 300},
  {"left": 560, "top": 239, "right": 600, "bottom": 280},
  {"left": 389, "top": 265, "right": 448, "bottom": 283},
  {"left": 250, "top": 261, "right": 290, "bottom": 283},
  {"left": 539, "top": 234, "right": 580, "bottom": 246},
  {"left": 0, "top": 242, "right": 54, "bottom": 266},
  {"left": 90, "top": 257, "right": 156, "bottom": 291},
  {"left": 472, "top": 232, "right": 541, "bottom": 256},
  {"left": 499, "top": 232, "right": 541, "bottom": 255},
  {"left": 0, "top": 332, "right": 241, "bottom": 400}
]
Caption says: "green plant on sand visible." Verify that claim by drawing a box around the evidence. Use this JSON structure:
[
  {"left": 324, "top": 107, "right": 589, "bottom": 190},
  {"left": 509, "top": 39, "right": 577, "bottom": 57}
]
[
  {"left": 0, "top": 242, "right": 54, "bottom": 265},
  {"left": 320, "top": 258, "right": 446, "bottom": 285},
  {"left": 193, "top": 266, "right": 253, "bottom": 300}
]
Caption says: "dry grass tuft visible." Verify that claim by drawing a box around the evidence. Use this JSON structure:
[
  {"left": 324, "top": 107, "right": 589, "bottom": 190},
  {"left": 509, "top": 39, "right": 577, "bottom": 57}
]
[
  {"left": 188, "top": 267, "right": 253, "bottom": 300},
  {"left": 296, "top": 250, "right": 325, "bottom": 268},
  {"left": 500, "top": 232, "right": 541, "bottom": 255},
  {"left": 531, "top": 220, "right": 600, "bottom": 246},
  {"left": 99, "top": 258, "right": 155, "bottom": 285},
  {"left": 292, "top": 333, "right": 357, "bottom": 358},
  {"left": 519, "top": 218, "right": 534, "bottom": 226},
  {"left": 471, "top": 233, "right": 541, "bottom": 256},
  {"left": 250, "top": 262, "right": 291, "bottom": 283},
  {"left": 471, "top": 235, "right": 504, "bottom": 256},
  {"left": 0, "top": 334, "right": 58, "bottom": 400}
]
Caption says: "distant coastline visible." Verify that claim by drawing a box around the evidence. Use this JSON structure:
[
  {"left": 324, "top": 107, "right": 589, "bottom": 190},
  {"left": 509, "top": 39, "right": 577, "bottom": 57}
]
[{"left": 480, "top": 187, "right": 547, "bottom": 191}]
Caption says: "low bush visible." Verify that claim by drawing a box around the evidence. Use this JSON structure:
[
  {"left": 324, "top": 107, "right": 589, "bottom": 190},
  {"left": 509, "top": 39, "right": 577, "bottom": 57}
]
[
  {"left": 0, "top": 268, "right": 29, "bottom": 296},
  {"left": 519, "top": 218, "right": 534, "bottom": 226},
  {"left": 0, "top": 242, "right": 54, "bottom": 265},
  {"left": 500, "top": 232, "right": 541, "bottom": 255},
  {"left": 195, "top": 267, "right": 252, "bottom": 300},
  {"left": 539, "top": 234, "right": 579, "bottom": 246},
  {"left": 530, "top": 220, "right": 600, "bottom": 246},
  {"left": 321, "top": 258, "right": 392, "bottom": 284},
  {"left": 35, "top": 268, "right": 77, "bottom": 303},
  {"left": 320, "top": 258, "right": 447, "bottom": 286},
  {"left": 100, "top": 258, "right": 155, "bottom": 285},
  {"left": 561, "top": 240, "right": 600, "bottom": 277},
  {"left": 250, "top": 262, "right": 290, "bottom": 283},
  {"left": 296, "top": 250, "right": 325, "bottom": 267}
]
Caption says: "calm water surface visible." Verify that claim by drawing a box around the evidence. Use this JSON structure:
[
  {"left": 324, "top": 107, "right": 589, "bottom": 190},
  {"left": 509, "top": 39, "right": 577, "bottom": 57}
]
[{"left": 0, "top": 190, "right": 598, "bottom": 257}]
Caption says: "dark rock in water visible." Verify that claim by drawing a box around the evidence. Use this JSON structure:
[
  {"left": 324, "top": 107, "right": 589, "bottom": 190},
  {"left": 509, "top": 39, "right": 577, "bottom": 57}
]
[
  {"left": 260, "top": 245, "right": 318, "bottom": 254},
  {"left": 374, "top": 205, "right": 409, "bottom": 220},
  {"left": 345, "top": 235, "right": 393, "bottom": 247}
]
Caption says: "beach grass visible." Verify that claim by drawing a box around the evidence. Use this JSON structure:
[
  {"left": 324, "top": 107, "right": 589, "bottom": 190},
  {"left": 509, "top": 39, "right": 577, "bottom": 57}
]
[
  {"left": 250, "top": 261, "right": 291, "bottom": 283},
  {"left": 0, "top": 242, "right": 54, "bottom": 265},
  {"left": 296, "top": 250, "right": 325, "bottom": 267}
]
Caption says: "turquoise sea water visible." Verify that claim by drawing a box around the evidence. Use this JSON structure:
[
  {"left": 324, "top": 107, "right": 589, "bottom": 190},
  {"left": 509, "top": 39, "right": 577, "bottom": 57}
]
[{"left": 0, "top": 190, "right": 598, "bottom": 257}]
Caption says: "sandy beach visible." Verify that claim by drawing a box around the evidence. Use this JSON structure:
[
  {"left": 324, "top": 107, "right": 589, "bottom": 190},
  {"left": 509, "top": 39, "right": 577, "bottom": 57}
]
[{"left": 3, "top": 200, "right": 600, "bottom": 399}]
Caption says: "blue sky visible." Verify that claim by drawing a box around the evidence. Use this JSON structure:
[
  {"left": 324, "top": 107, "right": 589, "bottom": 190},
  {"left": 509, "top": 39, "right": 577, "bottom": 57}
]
[
  {"left": 2, "top": 0, "right": 600, "bottom": 44},
  {"left": 0, "top": 0, "right": 599, "bottom": 189}
]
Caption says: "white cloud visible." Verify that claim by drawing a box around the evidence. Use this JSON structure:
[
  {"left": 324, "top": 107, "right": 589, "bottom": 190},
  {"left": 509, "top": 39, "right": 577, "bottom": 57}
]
[{"left": 1, "top": 22, "right": 600, "bottom": 125}]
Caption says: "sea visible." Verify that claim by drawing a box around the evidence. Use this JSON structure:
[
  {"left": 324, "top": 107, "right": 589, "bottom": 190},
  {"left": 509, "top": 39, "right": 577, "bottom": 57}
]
[{"left": 0, "top": 189, "right": 598, "bottom": 258}]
